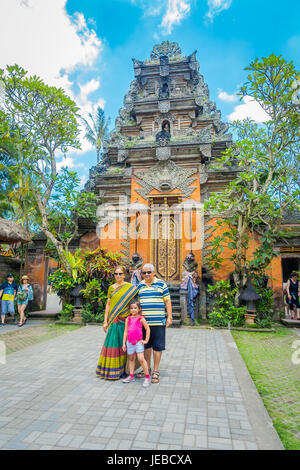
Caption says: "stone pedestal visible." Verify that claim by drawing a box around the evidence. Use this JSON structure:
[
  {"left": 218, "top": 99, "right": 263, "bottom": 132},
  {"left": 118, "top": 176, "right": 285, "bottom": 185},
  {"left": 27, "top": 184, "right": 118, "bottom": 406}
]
[
  {"left": 244, "top": 313, "right": 257, "bottom": 325},
  {"left": 73, "top": 308, "right": 82, "bottom": 324}
]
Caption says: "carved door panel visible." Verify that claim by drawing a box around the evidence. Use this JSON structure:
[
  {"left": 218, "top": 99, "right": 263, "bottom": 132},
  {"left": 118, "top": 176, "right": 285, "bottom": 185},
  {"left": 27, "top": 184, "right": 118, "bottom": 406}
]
[{"left": 152, "top": 213, "right": 181, "bottom": 282}]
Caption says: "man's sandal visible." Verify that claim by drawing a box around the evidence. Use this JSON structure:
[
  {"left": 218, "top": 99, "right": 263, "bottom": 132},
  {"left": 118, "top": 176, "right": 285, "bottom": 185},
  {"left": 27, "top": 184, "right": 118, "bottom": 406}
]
[
  {"left": 136, "top": 368, "right": 151, "bottom": 379},
  {"left": 151, "top": 371, "right": 160, "bottom": 384}
]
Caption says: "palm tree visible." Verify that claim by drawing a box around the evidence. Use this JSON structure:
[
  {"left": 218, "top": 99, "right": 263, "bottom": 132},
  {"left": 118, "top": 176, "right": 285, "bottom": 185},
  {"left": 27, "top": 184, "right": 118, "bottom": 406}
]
[{"left": 82, "top": 107, "right": 110, "bottom": 164}]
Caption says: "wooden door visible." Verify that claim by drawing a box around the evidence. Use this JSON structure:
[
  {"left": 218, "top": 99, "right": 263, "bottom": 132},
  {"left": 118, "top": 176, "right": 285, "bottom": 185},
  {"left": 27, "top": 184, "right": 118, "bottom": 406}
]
[{"left": 152, "top": 212, "right": 181, "bottom": 281}]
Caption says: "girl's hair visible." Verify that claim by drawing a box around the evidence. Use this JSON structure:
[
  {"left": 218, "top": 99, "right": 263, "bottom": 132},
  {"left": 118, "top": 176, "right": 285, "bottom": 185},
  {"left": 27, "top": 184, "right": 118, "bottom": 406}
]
[
  {"left": 114, "top": 265, "right": 126, "bottom": 274},
  {"left": 129, "top": 300, "right": 142, "bottom": 311}
]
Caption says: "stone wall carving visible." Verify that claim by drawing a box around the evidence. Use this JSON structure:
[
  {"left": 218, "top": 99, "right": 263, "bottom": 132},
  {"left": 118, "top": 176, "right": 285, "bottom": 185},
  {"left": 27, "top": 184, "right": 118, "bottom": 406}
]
[
  {"left": 117, "top": 149, "right": 129, "bottom": 163},
  {"left": 156, "top": 146, "right": 171, "bottom": 160},
  {"left": 158, "top": 100, "right": 170, "bottom": 113},
  {"left": 135, "top": 160, "right": 197, "bottom": 200}
]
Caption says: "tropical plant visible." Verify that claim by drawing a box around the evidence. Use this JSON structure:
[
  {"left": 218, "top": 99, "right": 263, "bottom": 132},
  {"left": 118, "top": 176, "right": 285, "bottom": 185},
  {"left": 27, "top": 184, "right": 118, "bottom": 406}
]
[
  {"left": 252, "top": 276, "right": 274, "bottom": 327},
  {"left": 207, "top": 280, "right": 246, "bottom": 327},
  {"left": 80, "top": 278, "right": 106, "bottom": 306},
  {"left": 58, "top": 303, "right": 74, "bottom": 322},
  {"left": 48, "top": 270, "right": 76, "bottom": 303},
  {"left": 81, "top": 106, "right": 110, "bottom": 164},
  {"left": 205, "top": 55, "right": 300, "bottom": 304},
  {"left": 82, "top": 247, "right": 122, "bottom": 293},
  {"left": 81, "top": 302, "right": 104, "bottom": 323},
  {"left": 49, "top": 247, "right": 123, "bottom": 311},
  {"left": 62, "top": 248, "right": 84, "bottom": 282}
]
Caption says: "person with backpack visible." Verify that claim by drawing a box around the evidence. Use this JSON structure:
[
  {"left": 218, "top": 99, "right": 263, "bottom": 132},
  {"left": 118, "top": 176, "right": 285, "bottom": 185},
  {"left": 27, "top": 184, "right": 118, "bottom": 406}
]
[{"left": 17, "top": 275, "right": 34, "bottom": 327}]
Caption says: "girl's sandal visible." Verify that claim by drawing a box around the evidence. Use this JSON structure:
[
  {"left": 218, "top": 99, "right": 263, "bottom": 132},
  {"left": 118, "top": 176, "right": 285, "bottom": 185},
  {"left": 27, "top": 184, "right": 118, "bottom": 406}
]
[
  {"left": 151, "top": 371, "right": 160, "bottom": 384},
  {"left": 136, "top": 368, "right": 151, "bottom": 379}
]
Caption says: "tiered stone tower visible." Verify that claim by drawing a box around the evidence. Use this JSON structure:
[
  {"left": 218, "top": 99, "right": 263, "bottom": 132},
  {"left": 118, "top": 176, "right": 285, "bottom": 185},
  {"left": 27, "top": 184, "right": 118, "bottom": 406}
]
[{"left": 85, "top": 41, "right": 235, "bottom": 289}]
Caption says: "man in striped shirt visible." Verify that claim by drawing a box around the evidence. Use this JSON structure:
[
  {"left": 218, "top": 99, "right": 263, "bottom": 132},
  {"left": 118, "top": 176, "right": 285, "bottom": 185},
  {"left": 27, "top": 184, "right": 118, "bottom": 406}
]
[{"left": 136, "top": 264, "right": 172, "bottom": 384}]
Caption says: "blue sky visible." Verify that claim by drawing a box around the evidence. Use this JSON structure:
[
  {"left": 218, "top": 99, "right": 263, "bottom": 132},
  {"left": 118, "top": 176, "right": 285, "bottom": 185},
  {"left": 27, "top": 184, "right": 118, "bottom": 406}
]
[{"left": 1, "top": 0, "right": 299, "bottom": 187}]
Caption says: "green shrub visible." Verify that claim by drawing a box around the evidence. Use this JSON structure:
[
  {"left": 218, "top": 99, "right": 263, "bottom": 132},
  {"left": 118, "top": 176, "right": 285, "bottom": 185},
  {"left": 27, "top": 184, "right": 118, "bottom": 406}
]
[
  {"left": 255, "top": 318, "right": 273, "bottom": 329},
  {"left": 207, "top": 280, "right": 246, "bottom": 327},
  {"left": 58, "top": 303, "right": 74, "bottom": 321},
  {"left": 81, "top": 303, "right": 104, "bottom": 323},
  {"left": 48, "top": 270, "right": 76, "bottom": 302},
  {"left": 208, "top": 306, "right": 246, "bottom": 327},
  {"left": 80, "top": 278, "right": 106, "bottom": 306},
  {"left": 252, "top": 275, "right": 274, "bottom": 327}
]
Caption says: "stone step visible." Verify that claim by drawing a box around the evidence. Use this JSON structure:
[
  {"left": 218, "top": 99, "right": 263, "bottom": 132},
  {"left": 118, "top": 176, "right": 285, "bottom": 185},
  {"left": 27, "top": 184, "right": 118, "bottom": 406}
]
[{"left": 28, "top": 310, "right": 59, "bottom": 319}]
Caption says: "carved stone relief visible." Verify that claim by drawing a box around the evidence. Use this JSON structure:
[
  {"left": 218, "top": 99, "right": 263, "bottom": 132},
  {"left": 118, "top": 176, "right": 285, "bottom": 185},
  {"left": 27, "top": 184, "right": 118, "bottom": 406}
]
[
  {"left": 199, "top": 144, "right": 211, "bottom": 163},
  {"left": 197, "top": 126, "right": 212, "bottom": 143},
  {"left": 117, "top": 149, "right": 129, "bottom": 163},
  {"left": 156, "top": 146, "right": 171, "bottom": 160},
  {"left": 158, "top": 100, "right": 170, "bottom": 113},
  {"left": 135, "top": 160, "right": 197, "bottom": 200}
]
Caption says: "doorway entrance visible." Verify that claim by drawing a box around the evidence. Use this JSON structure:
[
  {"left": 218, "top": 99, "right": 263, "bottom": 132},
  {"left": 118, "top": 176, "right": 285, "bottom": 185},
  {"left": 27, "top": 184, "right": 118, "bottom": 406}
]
[{"left": 150, "top": 196, "right": 182, "bottom": 282}]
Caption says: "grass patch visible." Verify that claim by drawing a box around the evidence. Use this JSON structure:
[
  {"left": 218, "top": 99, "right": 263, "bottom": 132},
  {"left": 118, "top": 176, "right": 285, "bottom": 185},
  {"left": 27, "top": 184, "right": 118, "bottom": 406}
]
[{"left": 232, "top": 326, "right": 300, "bottom": 450}]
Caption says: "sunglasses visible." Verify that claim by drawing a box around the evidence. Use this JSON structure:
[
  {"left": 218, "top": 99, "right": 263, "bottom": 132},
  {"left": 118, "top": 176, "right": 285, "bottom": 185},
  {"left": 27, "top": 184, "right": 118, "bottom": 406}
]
[
  {"left": 142, "top": 271, "right": 152, "bottom": 275},
  {"left": 114, "top": 272, "right": 124, "bottom": 276}
]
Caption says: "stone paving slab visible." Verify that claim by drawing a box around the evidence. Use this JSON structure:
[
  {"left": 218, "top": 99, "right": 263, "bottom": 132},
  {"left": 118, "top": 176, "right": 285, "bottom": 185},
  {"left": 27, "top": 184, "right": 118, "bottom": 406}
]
[{"left": 0, "top": 326, "right": 283, "bottom": 450}]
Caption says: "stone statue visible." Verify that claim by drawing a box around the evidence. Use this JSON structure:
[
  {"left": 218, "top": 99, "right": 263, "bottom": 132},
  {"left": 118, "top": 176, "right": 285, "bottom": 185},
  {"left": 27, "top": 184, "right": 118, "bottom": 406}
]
[
  {"left": 129, "top": 253, "right": 143, "bottom": 286},
  {"left": 159, "top": 83, "right": 169, "bottom": 99},
  {"left": 182, "top": 252, "right": 199, "bottom": 274},
  {"left": 156, "top": 121, "right": 170, "bottom": 146}
]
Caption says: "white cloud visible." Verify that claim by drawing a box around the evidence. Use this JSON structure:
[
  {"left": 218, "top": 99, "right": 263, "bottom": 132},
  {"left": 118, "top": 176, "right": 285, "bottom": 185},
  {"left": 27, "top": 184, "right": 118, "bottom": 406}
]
[
  {"left": 0, "top": 0, "right": 102, "bottom": 92},
  {"left": 160, "top": 0, "right": 191, "bottom": 34},
  {"left": 228, "top": 96, "right": 271, "bottom": 123},
  {"left": 206, "top": 0, "right": 232, "bottom": 20},
  {"left": 56, "top": 156, "right": 84, "bottom": 172},
  {"left": 217, "top": 88, "right": 238, "bottom": 102}
]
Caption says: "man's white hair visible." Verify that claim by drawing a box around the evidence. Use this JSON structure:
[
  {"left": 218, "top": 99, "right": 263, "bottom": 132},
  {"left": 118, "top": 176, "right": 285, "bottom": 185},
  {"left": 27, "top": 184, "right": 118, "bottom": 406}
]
[{"left": 142, "top": 263, "right": 155, "bottom": 272}]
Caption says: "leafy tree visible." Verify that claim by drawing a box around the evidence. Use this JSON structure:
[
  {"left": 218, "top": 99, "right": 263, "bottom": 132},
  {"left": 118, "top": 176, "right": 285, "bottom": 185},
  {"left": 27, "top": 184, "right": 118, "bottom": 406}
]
[
  {"left": 47, "top": 168, "right": 97, "bottom": 255},
  {"left": 0, "top": 65, "right": 97, "bottom": 275},
  {"left": 81, "top": 106, "right": 110, "bottom": 164},
  {"left": 205, "top": 55, "right": 300, "bottom": 304}
]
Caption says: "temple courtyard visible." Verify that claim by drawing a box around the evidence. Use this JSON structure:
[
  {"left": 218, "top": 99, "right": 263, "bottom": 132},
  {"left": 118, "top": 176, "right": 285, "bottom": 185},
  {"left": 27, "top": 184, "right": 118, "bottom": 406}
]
[{"left": 0, "top": 322, "right": 286, "bottom": 450}]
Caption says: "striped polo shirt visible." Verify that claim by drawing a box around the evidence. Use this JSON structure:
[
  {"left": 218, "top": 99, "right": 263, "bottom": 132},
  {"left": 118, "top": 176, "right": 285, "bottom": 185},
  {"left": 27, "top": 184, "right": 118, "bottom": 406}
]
[{"left": 137, "top": 277, "right": 170, "bottom": 326}]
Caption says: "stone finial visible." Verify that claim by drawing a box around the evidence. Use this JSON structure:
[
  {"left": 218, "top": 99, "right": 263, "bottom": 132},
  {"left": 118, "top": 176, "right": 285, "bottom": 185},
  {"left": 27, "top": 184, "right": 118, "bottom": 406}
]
[{"left": 151, "top": 41, "right": 181, "bottom": 60}]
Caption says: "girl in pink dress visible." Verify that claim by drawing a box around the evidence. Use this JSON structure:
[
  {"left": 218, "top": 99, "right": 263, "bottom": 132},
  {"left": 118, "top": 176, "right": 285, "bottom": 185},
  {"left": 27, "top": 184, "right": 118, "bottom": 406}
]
[{"left": 122, "top": 301, "right": 151, "bottom": 387}]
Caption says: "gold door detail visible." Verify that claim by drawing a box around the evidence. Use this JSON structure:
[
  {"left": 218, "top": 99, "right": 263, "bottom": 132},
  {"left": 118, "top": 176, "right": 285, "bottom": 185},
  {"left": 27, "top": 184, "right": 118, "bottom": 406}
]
[{"left": 153, "top": 213, "right": 180, "bottom": 281}]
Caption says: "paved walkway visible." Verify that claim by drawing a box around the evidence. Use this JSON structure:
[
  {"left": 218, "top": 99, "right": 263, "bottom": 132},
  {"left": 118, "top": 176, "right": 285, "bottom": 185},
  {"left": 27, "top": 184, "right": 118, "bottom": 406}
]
[
  {"left": 0, "top": 326, "right": 283, "bottom": 450},
  {"left": 0, "top": 319, "right": 46, "bottom": 335}
]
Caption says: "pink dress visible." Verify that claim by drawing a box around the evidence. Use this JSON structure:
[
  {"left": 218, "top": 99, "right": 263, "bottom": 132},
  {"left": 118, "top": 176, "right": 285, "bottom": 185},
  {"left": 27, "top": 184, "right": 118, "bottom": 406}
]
[{"left": 127, "top": 315, "right": 143, "bottom": 345}]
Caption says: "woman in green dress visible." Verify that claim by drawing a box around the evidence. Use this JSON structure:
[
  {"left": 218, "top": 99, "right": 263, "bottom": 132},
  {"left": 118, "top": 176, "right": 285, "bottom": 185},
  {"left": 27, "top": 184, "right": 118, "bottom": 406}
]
[{"left": 96, "top": 266, "right": 138, "bottom": 380}]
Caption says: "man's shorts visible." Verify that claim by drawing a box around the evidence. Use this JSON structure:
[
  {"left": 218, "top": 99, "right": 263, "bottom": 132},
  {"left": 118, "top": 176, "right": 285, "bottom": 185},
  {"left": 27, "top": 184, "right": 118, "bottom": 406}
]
[
  {"left": 1, "top": 300, "right": 15, "bottom": 315},
  {"left": 126, "top": 340, "right": 145, "bottom": 355},
  {"left": 143, "top": 325, "right": 166, "bottom": 351}
]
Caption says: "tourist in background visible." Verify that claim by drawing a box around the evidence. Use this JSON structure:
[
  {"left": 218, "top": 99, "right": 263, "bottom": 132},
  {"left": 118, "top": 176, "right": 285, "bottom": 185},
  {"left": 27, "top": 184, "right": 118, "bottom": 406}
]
[
  {"left": 286, "top": 272, "right": 300, "bottom": 320},
  {"left": 96, "top": 265, "right": 138, "bottom": 380},
  {"left": 17, "top": 275, "right": 34, "bottom": 327},
  {"left": 0, "top": 273, "right": 18, "bottom": 327}
]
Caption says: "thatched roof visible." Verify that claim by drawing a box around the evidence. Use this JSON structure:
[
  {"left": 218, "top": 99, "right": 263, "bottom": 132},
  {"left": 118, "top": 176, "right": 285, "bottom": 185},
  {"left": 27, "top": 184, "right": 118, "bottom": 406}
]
[{"left": 0, "top": 218, "right": 32, "bottom": 243}]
